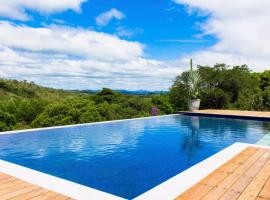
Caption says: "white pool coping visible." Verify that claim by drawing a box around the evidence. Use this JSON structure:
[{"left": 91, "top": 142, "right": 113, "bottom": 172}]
[
  {"left": 134, "top": 142, "right": 270, "bottom": 200},
  {"left": 0, "top": 114, "right": 179, "bottom": 135},
  {"left": 0, "top": 159, "right": 125, "bottom": 200}
]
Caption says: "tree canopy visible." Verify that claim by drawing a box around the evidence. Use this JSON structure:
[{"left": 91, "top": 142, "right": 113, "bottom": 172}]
[
  {"left": 169, "top": 64, "right": 270, "bottom": 111},
  {"left": 0, "top": 79, "right": 172, "bottom": 131}
]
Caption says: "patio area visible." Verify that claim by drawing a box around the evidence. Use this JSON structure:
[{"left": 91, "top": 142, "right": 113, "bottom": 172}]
[
  {"left": 180, "top": 109, "right": 270, "bottom": 119},
  {"left": 0, "top": 172, "right": 72, "bottom": 200},
  {"left": 176, "top": 146, "right": 270, "bottom": 200}
]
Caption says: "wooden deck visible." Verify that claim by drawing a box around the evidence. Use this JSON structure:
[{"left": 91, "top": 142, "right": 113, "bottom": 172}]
[
  {"left": 176, "top": 147, "right": 270, "bottom": 200},
  {"left": 181, "top": 109, "right": 270, "bottom": 119},
  {"left": 0, "top": 172, "right": 72, "bottom": 200}
]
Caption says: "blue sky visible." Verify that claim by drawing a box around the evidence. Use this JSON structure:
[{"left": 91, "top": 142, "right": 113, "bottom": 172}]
[
  {"left": 21, "top": 0, "right": 214, "bottom": 60},
  {"left": 0, "top": 1, "right": 268, "bottom": 90}
]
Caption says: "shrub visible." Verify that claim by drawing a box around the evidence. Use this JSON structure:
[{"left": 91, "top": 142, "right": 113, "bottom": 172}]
[
  {"left": 263, "top": 87, "right": 270, "bottom": 110},
  {"left": 234, "top": 88, "right": 264, "bottom": 110},
  {"left": 201, "top": 88, "right": 230, "bottom": 109}
]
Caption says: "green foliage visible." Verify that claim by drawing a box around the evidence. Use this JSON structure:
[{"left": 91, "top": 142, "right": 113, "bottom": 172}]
[
  {"left": 263, "top": 87, "right": 270, "bottom": 110},
  {"left": 0, "top": 109, "right": 16, "bottom": 131},
  {"left": 234, "top": 88, "right": 264, "bottom": 111},
  {"left": 261, "top": 70, "right": 270, "bottom": 90},
  {"left": 152, "top": 95, "right": 174, "bottom": 114},
  {"left": 0, "top": 79, "right": 171, "bottom": 131},
  {"left": 187, "top": 59, "right": 201, "bottom": 99},
  {"left": 200, "top": 88, "right": 230, "bottom": 109},
  {"left": 169, "top": 72, "right": 189, "bottom": 111},
  {"left": 170, "top": 64, "right": 270, "bottom": 111}
]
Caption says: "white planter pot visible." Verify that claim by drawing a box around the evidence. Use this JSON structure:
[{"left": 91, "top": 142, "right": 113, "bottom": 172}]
[{"left": 188, "top": 99, "right": 200, "bottom": 112}]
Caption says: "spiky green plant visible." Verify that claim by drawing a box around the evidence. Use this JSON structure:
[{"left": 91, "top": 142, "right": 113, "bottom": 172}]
[{"left": 187, "top": 59, "right": 201, "bottom": 99}]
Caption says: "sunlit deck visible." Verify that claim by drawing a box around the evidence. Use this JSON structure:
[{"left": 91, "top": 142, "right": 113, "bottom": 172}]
[
  {"left": 0, "top": 172, "right": 72, "bottom": 200},
  {"left": 176, "top": 147, "right": 270, "bottom": 200},
  {"left": 180, "top": 109, "right": 270, "bottom": 119}
]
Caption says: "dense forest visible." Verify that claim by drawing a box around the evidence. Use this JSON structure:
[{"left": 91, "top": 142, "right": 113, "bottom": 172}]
[
  {"left": 0, "top": 79, "right": 173, "bottom": 131},
  {"left": 0, "top": 64, "right": 270, "bottom": 132}
]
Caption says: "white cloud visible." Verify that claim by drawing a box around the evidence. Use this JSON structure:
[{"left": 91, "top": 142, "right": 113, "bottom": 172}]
[
  {"left": 0, "top": 0, "right": 86, "bottom": 21},
  {"left": 0, "top": 21, "right": 143, "bottom": 62},
  {"left": 96, "top": 9, "right": 125, "bottom": 26},
  {"left": 0, "top": 21, "right": 181, "bottom": 90},
  {"left": 173, "top": 0, "right": 270, "bottom": 71},
  {"left": 115, "top": 26, "right": 144, "bottom": 38}
]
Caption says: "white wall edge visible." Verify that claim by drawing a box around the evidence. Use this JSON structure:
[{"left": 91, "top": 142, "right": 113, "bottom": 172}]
[
  {"left": 0, "top": 114, "right": 179, "bottom": 135},
  {"left": 134, "top": 142, "right": 262, "bottom": 200},
  {"left": 0, "top": 160, "right": 125, "bottom": 200}
]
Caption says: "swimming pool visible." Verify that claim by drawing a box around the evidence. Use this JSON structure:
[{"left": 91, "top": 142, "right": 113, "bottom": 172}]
[{"left": 0, "top": 114, "right": 269, "bottom": 199}]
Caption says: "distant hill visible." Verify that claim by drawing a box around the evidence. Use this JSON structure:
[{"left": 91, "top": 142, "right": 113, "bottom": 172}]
[
  {"left": 0, "top": 79, "right": 86, "bottom": 102},
  {"left": 81, "top": 89, "right": 168, "bottom": 95}
]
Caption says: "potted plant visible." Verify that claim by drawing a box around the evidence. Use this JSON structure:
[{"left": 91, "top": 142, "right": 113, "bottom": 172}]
[{"left": 187, "top": 59, "right": 201, "bottom": 112}]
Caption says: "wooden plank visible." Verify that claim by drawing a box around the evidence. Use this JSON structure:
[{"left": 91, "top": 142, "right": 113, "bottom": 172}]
[
  {"left": 176, "top": 183, "right": 213, "bottom": 200},
  {"left": 176, "top": 147, "right": 252, "bottom": 199},
  {"left": 200, "top": 149, "right": 266, "bottom": 200},
  {"left": 188, "top": 109, "right": 270, "bottom": 119},
  {"left": 256, "top": 197, "right": 269, "bottom": 200},
  {"left": 176, "top": 148, "right": 265, "bottom": 200},
  {"left": 0, "top": 173, "right": 72, "bottom": 200},
  {"left": 237, "top": 159, "right": 270, "bottom": 200},
  {"left": 259, "top": 177, "right": 270, "bottom": 199},
  {"left": 177, "top": 148, "right": 270, "bottom": 200}
]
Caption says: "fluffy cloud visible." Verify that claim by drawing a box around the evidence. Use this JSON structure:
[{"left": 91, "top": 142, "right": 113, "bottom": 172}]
[
  {"left": 0, "top": 21, "right": 180, "bottom": 90},
  {"left": 174, "top": 0, "right": 270, "bottom": 71},
  {"left": 0, "top": 0, "right": 86, "bottom": 21},
  {"left": 96, "top": 9, "right": 125, "bottom": 26},
  {"left": 0, "top": 21, "right": 143, "bottom": 61}
]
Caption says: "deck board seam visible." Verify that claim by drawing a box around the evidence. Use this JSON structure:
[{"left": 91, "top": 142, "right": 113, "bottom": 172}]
[
  {"left": 199, "top": 148, "right": 266, "bottom": 200},
  {"left": 232, "top": 152, "right": 270, "bottom": 200}
]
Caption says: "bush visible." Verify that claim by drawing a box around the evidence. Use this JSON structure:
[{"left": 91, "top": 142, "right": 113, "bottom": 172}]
[
  {"left": 32, "top": 103, "right": 80, "bottom": 127},
  {"left": 169, "top": 85, "right": 188, "bottom": 111},
  {"left": 201, "top": 88, "right": 230, "bottom": 109},
  {"left": 79, "top": 106, "right": 102, "bottom": 122},
  {"left": 152, "top": 95, "right": 174, "bottom": 114},
  {"left": 0, "top": 110, "right": 16, "bottom": 131},
  {"left": 234, "top": 88, "right": 264, "bottom": 110},
  {"left": 263, "top": 87, "right": 270, "bottom": 110}
]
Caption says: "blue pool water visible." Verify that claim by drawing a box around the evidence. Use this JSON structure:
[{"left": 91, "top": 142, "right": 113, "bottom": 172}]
[{"left": 0, "top": 115, "right": 269, "bottom": 199}]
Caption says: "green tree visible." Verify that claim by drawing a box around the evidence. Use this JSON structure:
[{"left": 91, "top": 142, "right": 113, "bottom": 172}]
[{"left": 260, "top": 70, "right": 270, "bottom": 90}]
